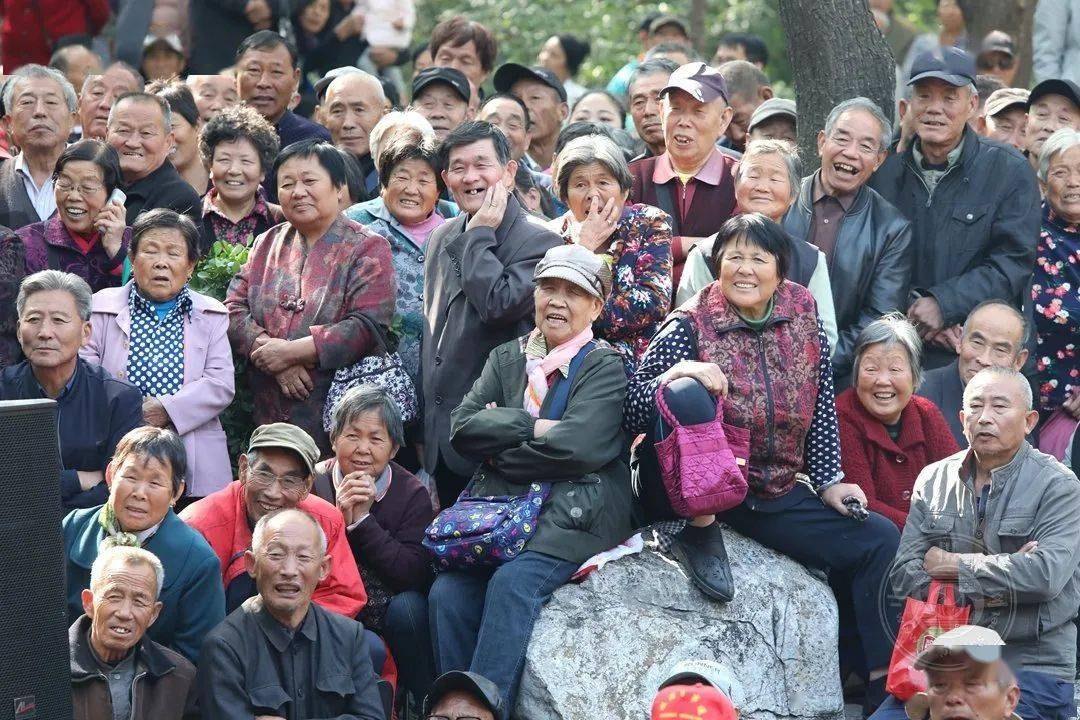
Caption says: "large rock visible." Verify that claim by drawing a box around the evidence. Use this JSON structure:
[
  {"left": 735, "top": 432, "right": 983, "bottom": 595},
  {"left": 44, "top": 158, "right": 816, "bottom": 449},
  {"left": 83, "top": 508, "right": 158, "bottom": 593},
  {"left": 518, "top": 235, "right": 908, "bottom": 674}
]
[{"left": 515, "top": 530, "right": 845, "bottom": 720}]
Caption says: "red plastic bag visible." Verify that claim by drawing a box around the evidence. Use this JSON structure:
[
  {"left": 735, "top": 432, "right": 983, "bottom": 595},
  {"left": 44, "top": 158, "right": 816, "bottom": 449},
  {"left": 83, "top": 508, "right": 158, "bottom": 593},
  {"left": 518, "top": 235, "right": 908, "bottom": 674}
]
[{"left": 886, "top": 581, "right": 971, "bottom": 701}]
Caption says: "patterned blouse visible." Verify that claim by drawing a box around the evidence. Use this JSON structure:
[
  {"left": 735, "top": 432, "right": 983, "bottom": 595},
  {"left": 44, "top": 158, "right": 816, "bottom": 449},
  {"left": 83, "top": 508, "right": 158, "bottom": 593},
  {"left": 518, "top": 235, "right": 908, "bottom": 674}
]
[
  {"left": 126, "top": 285, "right": 192, "bottom": 397},
  {"left": 1033, "top": 202, "right": 1080, "bottom": 411},
  {"left": 200, "top": 187, "right": 282, "bottom": 252},
  {"left": 550, "top": 203, "right": 673, "bottom": 371}
]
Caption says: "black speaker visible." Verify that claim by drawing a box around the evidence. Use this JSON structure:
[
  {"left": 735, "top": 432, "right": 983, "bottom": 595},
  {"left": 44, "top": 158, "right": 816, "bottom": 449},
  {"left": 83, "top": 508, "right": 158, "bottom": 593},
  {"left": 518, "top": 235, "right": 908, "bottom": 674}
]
[{"left": 0, "top": 399, "right": 71, "bottom": 720}]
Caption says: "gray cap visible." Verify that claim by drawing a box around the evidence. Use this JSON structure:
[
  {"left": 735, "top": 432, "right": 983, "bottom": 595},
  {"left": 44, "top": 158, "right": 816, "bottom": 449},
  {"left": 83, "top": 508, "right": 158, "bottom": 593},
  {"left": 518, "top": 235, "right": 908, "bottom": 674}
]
[
  {"left": 534, "top": 243, "right": 612, "bottom": 300},
  {"left": 247, "top": 423, "right": 320, "bottom": 475},
  {"left": 660, "top": 659, "right": 742, "bottom": 705},
  {"left": 748, "top": 97, "right": 797, "bottom": 133}
]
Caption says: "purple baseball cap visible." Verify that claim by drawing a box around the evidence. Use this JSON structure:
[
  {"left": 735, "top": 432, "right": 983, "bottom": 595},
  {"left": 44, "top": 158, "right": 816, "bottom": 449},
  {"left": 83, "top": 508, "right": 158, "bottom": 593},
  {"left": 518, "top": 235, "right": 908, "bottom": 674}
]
[{"left": 659, "top": 62, "right": 729, "bottom": 104}]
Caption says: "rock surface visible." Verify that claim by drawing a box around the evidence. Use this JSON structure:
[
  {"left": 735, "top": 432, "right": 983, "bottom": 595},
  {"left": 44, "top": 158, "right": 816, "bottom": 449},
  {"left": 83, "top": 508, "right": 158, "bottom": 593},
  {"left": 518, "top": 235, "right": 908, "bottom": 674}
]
[{"left": 515, "top": 530, "right": 845, "bottom": 720}]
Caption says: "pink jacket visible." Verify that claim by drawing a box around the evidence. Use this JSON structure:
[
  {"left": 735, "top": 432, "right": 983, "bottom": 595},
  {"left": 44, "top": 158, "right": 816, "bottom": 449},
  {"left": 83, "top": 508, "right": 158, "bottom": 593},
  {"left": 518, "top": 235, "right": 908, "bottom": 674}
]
[{"left": 81, "top": 282, "right": 235, "bottom": 496}]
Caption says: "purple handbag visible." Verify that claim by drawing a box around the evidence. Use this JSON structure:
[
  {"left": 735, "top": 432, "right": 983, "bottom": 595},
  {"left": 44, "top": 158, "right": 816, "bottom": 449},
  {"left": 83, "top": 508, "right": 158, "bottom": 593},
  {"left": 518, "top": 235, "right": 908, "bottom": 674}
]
[{"left": 654, "top": 381, "right": 750, "bottom": 516}]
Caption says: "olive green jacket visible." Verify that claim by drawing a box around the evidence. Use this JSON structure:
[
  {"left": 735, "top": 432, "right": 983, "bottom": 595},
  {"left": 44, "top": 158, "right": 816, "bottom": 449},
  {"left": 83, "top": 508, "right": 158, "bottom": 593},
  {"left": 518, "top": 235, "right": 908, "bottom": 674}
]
[{"left": 449, "top": 335, "right": 633, "bottom": 564}]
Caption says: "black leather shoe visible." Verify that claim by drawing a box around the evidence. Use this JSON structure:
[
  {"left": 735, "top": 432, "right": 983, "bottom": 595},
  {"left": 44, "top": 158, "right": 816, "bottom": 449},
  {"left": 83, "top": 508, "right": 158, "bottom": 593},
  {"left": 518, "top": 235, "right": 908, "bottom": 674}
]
[{"left": 670, "top": 521, "right": 735, "bottom": 602}]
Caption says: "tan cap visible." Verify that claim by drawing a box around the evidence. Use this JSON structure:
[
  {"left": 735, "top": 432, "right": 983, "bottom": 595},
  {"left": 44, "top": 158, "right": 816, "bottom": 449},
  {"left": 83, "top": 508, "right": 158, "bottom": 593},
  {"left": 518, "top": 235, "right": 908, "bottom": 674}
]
[
  {"left": 534, "top": 243, "right": 612, "bottom": 300},
  {"left": 247, "top": 423, "right": 320, "bottom": 475},
  {"left": 984, "top": 87, "right": 1030, "bottom": 118}
]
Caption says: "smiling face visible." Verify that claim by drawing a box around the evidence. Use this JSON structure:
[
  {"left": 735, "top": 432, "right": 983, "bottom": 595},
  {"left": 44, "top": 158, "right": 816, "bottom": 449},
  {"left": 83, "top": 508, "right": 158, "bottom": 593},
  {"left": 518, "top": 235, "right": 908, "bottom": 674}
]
[
  {"left": 925, "top": 659, "right": 1019, "bottom": 720},
  {"left": 169, "top": 113, "right": 200, "bottom": 171},
  {"left": 132, "top": 228, "right": 195, "bottom": 302},
  {"left": 984, "top": 106, "right": 1027, "bottom": 150},
  {"left": 534, "top": 277, "right": 603, "bottom": 347},
  {"left": 478, "top": 97, "right": 530, "bottom": 160},
  {"left": 239, "top": 447, "right": 312, "bottom": 524},
  {"left": 319, "top": 74, "right": 386, "bottom": 157},
  {"left": 1045, "top": 144, "right": 1080, "bottom": 224},
  {"left": 332, "top": 410, "right": 399, "bottom": 478},
  {"left": 909, "top": 78, "right": 977, "bottom": 152},
  {"left": 818, "top": 107, "right": 886, "bottom": 196},
  {"left": 735, "top": 152, "right": 793, "bottom": 222},
  {"left": 1026, "top": 94, "right": 1080, "bottom": 159},
  {"left": 629, "top": 71, "right": 670, "bottom": 154},
  {"left": 82, "top": 560, "right": 161, "bottom": 662},
  {"left": 106, "top": 98, "right": 173, "bottom": 183},
  {"left": 962, "top": 372, "right": 1039, "bottom": 467},
  {"left": 957, "top": 304, "right": 1027, "bottom": 385},
  {"left": 383, "top": 157, "right": 440, "bottom": 225},
  {"left": 211, "top": 137, "right": 265, "bottom": 206},
  {"left": 717, "top": 235, "right": 781, "bottom": 319},
  {"left": 79, "top": 66, "right": 142, "bottom": 140},
  {"left": 54, "top": 159, "right": 108, "bottom": 235},
  {"left": 566, "top": 161, "right": 629, "bottom": 222},
  {"left": 17, "top": 289, "right": 90, "bottom": 372},
  {"left": 855, "top": 342, "right": 915, "bottom": 425},
  {"left": 661, "top": 90, "right": 732, "bottom": 173},
  {"left": 187, "top": 75, "right": 239, "bottom": 121},
  {"left": 414, "top": 83, "right": 470, "bottom": 141},
  {"left": 246, "top": 512, "right": 329, "bottom": 628},
  {"left": 569, "top": 93, "right": 623, "bottom": 129},
  {"left": 276, "top": 155, "right": 346, "bottom": 236},
  {"left": 107, "top": 454, "right": 181, "bottom": 532},
  {"left": 442, "top": 138, "right": 516, "bottom": 216},
  {"left": 7, "top": 75, "right": 75, "bottom": 154},
  {"left": 236, "top": 43, "right": 299, "bottom": 124}
]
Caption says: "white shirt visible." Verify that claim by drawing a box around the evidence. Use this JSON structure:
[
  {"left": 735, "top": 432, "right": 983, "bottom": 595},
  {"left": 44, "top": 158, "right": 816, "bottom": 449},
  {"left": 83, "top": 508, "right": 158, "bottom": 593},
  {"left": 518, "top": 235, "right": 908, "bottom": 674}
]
[{"left": 14, "top": 152, "right": 57, "bottom": 222}]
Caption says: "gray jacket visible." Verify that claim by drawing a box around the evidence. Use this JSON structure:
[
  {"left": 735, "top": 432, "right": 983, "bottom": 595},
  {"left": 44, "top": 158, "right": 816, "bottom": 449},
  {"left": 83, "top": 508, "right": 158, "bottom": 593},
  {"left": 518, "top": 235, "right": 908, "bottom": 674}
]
[
  {"left": 892, "top": 442, "right": 1080, "bottom": 679},
  {"left": 1034, "top": 0, "right": 1080, "bottom": 86},
  {"left": 421, "top": 195, "right": 562, "bottom": 476}
]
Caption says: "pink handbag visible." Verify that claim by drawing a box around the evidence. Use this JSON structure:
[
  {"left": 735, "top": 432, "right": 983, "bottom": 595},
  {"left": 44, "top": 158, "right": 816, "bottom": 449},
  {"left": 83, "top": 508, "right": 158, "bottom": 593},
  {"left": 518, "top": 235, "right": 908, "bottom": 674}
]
[{"left": 654, "top": 381, "right": 751, "bottom": 517}]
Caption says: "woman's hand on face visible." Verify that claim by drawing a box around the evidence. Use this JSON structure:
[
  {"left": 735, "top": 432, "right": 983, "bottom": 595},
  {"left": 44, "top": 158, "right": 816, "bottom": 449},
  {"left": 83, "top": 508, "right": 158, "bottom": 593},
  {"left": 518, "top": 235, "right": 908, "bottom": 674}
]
[
  {"left": 660, "top": 361, "right": 729, "bottom": 396},
  {"left": 94, "top": 202, "right": 127, "bottom": 259},
  {"left": 142, "top": 397, "right": 171, "bottom": 427},
  {"left": 576, "top": 196, "right": 621, "bottom": 252},
  {"left": 251, "top": 338, "right": 297, "bottom": 374},
  {"left": 276, "top": 365, "right": 314, "bottom": 400}
]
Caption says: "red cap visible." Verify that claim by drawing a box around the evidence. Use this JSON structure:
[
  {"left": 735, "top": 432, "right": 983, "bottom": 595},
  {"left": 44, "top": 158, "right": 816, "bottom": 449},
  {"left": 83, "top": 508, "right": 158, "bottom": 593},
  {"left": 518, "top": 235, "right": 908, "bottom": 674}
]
[{"left": 651, "top": 683, "right": 738, "bottom": 720}]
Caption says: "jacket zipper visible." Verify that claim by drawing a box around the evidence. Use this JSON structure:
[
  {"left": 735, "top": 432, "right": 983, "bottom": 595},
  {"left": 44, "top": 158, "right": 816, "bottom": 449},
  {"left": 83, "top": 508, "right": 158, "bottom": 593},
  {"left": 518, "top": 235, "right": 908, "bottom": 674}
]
[
  {"left": 755, "top": 332, "right": 775, "bottom": 487},
  {"left": 905, "top": 157, "right": 961, "bottom": 209},
  {"left": 129, "top": 670, "right": 147, "bottom": 720}
]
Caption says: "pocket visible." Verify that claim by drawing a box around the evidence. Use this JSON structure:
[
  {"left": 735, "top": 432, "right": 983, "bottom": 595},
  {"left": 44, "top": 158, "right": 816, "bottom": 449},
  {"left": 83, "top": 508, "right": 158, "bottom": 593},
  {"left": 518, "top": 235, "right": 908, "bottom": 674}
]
[
  {"left": 997, "top": 514, "right": 1036, "bottom": 553},
  {"left": 546, "top": 476, "right": 603, "bottom": 535},
  {"left": 919, "top": 512, "right": 958, "bottom": 551},
  {"left": 314, "top": 674, "right": 356, "bottom": 716},
  {"left": 248, "top": 684, "right": 290, "bottom": 714},
  {"left": 946, "top": 204, "right": 991, "bottom": 256}
]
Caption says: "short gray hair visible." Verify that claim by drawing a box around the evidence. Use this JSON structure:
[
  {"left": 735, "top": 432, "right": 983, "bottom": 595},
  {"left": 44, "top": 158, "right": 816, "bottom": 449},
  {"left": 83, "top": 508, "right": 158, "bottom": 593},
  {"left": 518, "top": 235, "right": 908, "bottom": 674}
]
[
  {"left": 1038, "top": 127, "right": 1080, "bottom": 183},
  {"left": 329, "top": 384, "right": 405, "bottom": 448},
  {"left": 252, "top": 508, "right": 328, "bottom": 555},
  {"left": 963, "top": 366, "right": 1033, "bottom": 412},
  {"left": 4, "top": 63, "right": 78, "bottom": 114},
  {"left": 735, "top": 139, "right": 801, "bottom": 195},
  {"left": 90, "top": 545, "right": 165, "bottom": 599},
  {"left": 369, "top": 111, "right": 435, "bottom": 172},
  {"left": 852, "top": 313, "right": 924, "bottom": 390},
  {"left": 718, "top": 60, "right": 769, "bottom": 101},
  {"left": 823, "top": 97, "right": 893, "bottom": 153},
  {"left": 107, "top": 92, "right": 172, "bottom": 135},
  {"left": 553, "top": 134, "right": 633, "bottom": 203},
  {"left": 16, "top": 270, "right": 92, "bottom": 321}
]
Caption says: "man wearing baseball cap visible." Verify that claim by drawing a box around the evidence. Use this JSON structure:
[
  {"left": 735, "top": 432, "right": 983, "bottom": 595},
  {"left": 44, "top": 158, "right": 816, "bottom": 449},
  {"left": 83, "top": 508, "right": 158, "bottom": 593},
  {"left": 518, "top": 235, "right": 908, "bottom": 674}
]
[
  {"left": 652, "top": 659, "right": 741, "bottom": 720},
  {"left": 975, "top": 88, "right": 1029, "bottom": 151},
  {"left": 1024, "top": 79, "right": 1080, "bottom": 171},
  {"left": 423, "top": 671, "right": 503, "bottom": 720},
  {"left": 494, "top": 62, "right": 568, "bottom": 171},
  {"left": 412, "top": 66, "right": 474, "bottom": 141},
  {"left": 870, "top": 47, "right": 1039, "bottom": 369},
  {"left": 627, "top": 61, "right": 738, "bottom": 290},
  {"left": 976, "top": 31, "right": 1018, "bottom": 87},
  {"left": 747, "top": 97, "right": 796, "bottom": 146}
]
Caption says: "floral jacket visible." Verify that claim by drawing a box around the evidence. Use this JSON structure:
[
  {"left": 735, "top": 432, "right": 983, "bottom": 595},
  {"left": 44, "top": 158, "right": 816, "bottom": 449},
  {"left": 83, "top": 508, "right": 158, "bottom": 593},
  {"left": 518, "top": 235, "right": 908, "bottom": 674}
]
[{"left": 1032, "top": 202, "right": 1079, "bottom": 411}]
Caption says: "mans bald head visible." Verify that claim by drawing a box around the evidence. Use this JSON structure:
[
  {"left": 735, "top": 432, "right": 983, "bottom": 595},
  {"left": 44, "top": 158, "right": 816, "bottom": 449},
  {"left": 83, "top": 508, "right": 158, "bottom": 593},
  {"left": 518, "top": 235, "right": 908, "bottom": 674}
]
[{"left": 319, "top": 72, "right": 388, "bottom": 158}]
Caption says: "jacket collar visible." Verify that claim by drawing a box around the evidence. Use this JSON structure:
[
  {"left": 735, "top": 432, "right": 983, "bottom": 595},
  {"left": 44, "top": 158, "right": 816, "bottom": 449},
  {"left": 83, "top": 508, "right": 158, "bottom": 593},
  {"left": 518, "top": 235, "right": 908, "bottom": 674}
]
[
  {"left": 796, "top": 172, "right": 869, "bottom": 216},
  {"left": 652, "top": 148, "right": 727, "bottom": 186},
  {"left": 250, "top": 596, "right": 317, "bottom": 651},
  {"left": 902, "top": 125, "right": 979, "bottom": 173},
  {"left": 692, "top": 279, "right": 803, "bottom": 334},
  {"left": 840, "top": 388, "right": 927, "bottom": 452},
  {"left": 69, "top": 614, "right": 176, "bottom": 682},
  {"left": 959, "top": 441, "right": 1033, "bottom": 495},
  {"left": 91, "top": 281, "right": 225, "bottom": 335},
  {"left": 66, "top": 508, "right": 187, "bottom": 594},
  {"left": 1043, "top": 200, "right": 1080, "bottom": 234}
]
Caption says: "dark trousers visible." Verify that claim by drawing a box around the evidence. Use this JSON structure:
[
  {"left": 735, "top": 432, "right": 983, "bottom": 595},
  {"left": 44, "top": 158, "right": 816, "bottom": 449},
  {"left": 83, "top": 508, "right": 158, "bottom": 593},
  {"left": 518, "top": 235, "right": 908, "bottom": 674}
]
[
  {"left": 871, "top": 671, "right": 1076, "bottom": 720},
  {"left": 428, "top": 551, "right": 578, "bottom": 712},
  {"left": 383, "top": 591, "right": 435, "bottom": 701},
  {"left": 434, "top": 455, "right": 473, "bottom": 509}
]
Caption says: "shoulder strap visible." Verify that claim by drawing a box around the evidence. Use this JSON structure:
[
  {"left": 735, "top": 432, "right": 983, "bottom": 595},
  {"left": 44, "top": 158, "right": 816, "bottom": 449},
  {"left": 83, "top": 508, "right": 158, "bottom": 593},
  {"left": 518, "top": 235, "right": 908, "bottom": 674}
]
[
  {"left": 541, "top": 340, "right": 596, "bottom": 420},
  {"left": 653, "top": 181, "right": 681, "bottom": 236}
]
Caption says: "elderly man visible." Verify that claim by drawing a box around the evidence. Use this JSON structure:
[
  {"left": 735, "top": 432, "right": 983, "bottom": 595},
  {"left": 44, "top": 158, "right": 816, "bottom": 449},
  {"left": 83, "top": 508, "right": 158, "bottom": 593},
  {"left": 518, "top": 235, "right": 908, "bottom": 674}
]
[
  {"left": 76, "top": 62, "right": 144, "bottom": 142},
  {"left": 628, "top": 61, "right": 738, "bottom": 289},
  {"left": 718, "top": 60, "right": 773, "bottom": 152},
  {"left": 477, "top": 93, "right": 532, "bottom": 163},
  {"left": 185, "top": 74, "right": 239, "bottom": 121},
  {"left": 747, "top": 97, "right": 797, "bottom": 145},
  {"left": 423, "top": 121, "right": 562, "bottom": 505},
  {"left": 870, "top": 48, "right": 1039, "bottom": 370},
  {"left": 70, "top": 546, "right": 197, "bottom": 720},
  {"left": 916, "top": 299, "right": 1029, "bottom": 447},
  {"left": 783, "top": 97, "right": 913, "bottom": 382},
  {"left": 628, "top": 58, "right": 680, "bottom": 161},
  {"left": 198, "top": 508, "right": 385, "bottom": 720},
  {"left": 1024, "top": 79, "right": 1080, "bottom": 173},
  {"left": 494, "top": 63, "right": 568, "bottom": 172},
  {"left": 412, "top": 66, "right": 473, "bottom": 143},
  {"left": 0, "top": 271, "right": 142, "bottom": 509},
  {"left": 423, "top": 671, "right": 503, "bottom": 720},
  {"left": 976, "top": 88, "right": 1030, "bottom": 151},
  {"left": 883, "top": 367, "right": 1080, "bottom": 720},
  {"left": 106, "top": 92, "right": 201, "bottom": 226},
  {"left": 316, "top": 70, "right": 387, "bottom": 200},
  {"left": 49, "top": 44, "right": 103, "bottom": 102},
  {"left": 180, "top": 423, "right": 366, "bottom": 619},
  {"left": 0, "top": 65, "right": 76, "bottom": 230}
]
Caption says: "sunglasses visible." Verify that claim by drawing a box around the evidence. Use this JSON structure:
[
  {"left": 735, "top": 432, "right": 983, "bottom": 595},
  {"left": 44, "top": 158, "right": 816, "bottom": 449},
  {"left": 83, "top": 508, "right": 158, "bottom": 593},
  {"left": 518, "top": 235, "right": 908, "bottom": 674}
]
[{"left": 977, "top": 56, "right": 1014, "bottom": 71}]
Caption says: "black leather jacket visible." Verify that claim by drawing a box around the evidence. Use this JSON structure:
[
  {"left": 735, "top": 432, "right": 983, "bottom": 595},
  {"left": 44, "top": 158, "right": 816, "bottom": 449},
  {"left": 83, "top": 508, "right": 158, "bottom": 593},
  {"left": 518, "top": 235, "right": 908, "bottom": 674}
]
[{"left": 783, "top": 173, "right": 913, "bottom": 376}]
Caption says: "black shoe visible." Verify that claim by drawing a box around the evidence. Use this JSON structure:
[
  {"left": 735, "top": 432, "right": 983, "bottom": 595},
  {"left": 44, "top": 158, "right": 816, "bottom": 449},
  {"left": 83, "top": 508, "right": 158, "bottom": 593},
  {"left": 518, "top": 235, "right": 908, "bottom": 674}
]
[{"left": 670, "top": 521, "right": 735, "bottom": 602}]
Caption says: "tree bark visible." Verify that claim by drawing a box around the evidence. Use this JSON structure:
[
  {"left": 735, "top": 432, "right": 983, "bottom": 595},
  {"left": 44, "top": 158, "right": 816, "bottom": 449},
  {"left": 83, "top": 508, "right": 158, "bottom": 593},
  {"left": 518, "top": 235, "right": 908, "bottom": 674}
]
[
  {"left": 956, "top": 0, "right": 1036, "bottom": 88},
  {"left": 777, "top": 0, "right": 896, "bottom": 173},
  {"left": 690, "top": 0, "right": 707, "bottom": 55}
]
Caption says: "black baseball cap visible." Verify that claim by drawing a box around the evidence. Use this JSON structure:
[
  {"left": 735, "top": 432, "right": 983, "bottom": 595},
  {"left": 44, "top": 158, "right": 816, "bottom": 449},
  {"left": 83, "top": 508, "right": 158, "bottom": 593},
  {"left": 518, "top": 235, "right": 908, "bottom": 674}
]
[
  {"left": 423, "top": 671, "right": 504, "bottom": 720},
  {"left": 493, "top": 63, "right": 567, "bottom": 103},
  {"left": 907, "top": 46, "right": 977, "bottom": 87},
  {"left": 1028, "top": 78, "right": 1080, "bottom": 112},
  {"left": 412, "top": 66, "right": 471, "bottom": 104}
]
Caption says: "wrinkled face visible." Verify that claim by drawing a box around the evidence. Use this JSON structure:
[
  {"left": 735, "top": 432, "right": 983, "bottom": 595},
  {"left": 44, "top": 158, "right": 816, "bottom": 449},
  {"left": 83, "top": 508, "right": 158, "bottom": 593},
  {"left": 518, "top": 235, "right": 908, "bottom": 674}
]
[
  {"left": 187, "top": 75, "right": 239, "bottom": 121},
  {"left": 534, "top": 277, "right": 603, "bottom": 348},
  {"left": 629, "top": 72, "right": 670, "bottom": 151},
  {"left": 78, "top": 67, "right": 142, "bottom": 140},
  {"left": 239, "top": 447, "right": 312, "bottom": 524},
  {"left": 332, "top": 410, "right": 399, "bottom": 478},
  {"left": 962, "top": 374, "right": 1038, "bottom": 463},
  {"left": 569, "top": 93, "right": 623, "bottom": 129},
  {"left": 17, "top": 289, "right": 90, "bottom": 371},
  {"left": 211, "top": 137, "right": 264, "bottom": 205},
  {"left": 984, "top": 107, "right": 1027, "bottom": 151},
  {"left": 383, "top": 157, "right": 440, "bottom": 225},
  {"left": 735, "top": 152, "right": 793, "bottom": 222},
  {"left": 59, "top": 46, "right": 102, "bottom": 98},
  {"left": 925, "top": 660, "right": 1018, "bottom": 720},
  {"left": 141, "top": 44, "right": 185, "bottom": 82},
  {"left": 726, "top": 92, "right": 764, "bottom": 151},
  {"left": 565, "top": 161, "right": 629, "bottom": 223},
  {"left": 320, "top": 74, "right": 386, "bottom": 157},
  {"left": 132, "top": 228, "right": 195, "bottom": 302},
  {"left": 1026, "top": 94, "right": 1080, "bottom": 159},
  {"left": 1045, "top": 144, "right": 1080, "bottom": 224},
  {"left": 106, "top": 98, "right": 173, "bottom": 183},
  {"left": 54, "top": 160, "right": 108, "bottom": 235},
  {"left": 433, "top": 40, "right": 486, "bottom": 86},
  {"left": 856, "top": 342, "right": 915, "bottom": 425},
  {"left": 957, "top": 305, "right": 1027, "bottom": 385},
  {"left": 108, "top": 454, "right": 181, "bottom": 532},
  {"left": 441, "top": 138, "right": 515, "bottom": 215},
  {"left": 818, "top": 108, "right": 886, "bottom": 196},
  {"left": 478, "top": 97, "right": 530, "bottom": 160},
  {"left": 169, "top": 114, "right": 200, "bottom": 170},
  {"left": 510, "top": 78, "right": 565, "bottom": 145},
  {"left": 248, "top": 515, "right": 328, "bottom": 623},
  {"left": 748, "top": 116, "right": 796, "bottom": 146},
  {"left": 299, "top": 0, "right": 331, "bottom": 34},
  {"left": 538, "top": 36, "right": 567, "bottom": 78},
  {"left": 84, "top": 562, "right": 161, "bottom": 658},
  {"left": 7, "top": 76, "right": 75, "bottom": 153},
  {"left": 909, "top": 79, "right": 977, "bottom": 150},
  {"left": 661, "top": 90, "right": 732, "bottom": 171},
  {"left": 717, "top": 235, "right": 781, "bottom": 319},
  {"left": 430, "top": 691, "right": 496, "bottom": 720},
  {"left": 277, "top": 155, "right": 346, "bottom": 233},
  {"left": 414, "top": 83, "right": 469, "bottom": 141},
  {"left": 237, "top": 44, "right": 299, "bottom": 123}
]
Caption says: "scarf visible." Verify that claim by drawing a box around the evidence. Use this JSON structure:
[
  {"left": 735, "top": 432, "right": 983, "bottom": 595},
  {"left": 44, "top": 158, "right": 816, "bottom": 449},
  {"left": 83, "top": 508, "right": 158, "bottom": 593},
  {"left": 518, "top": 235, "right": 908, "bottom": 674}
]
[
  {"left": 523, "top": 326, "right": 594, "bottom": 417},
  {"left": 97, "top": 502, "right": 140, "bottom": 549}
]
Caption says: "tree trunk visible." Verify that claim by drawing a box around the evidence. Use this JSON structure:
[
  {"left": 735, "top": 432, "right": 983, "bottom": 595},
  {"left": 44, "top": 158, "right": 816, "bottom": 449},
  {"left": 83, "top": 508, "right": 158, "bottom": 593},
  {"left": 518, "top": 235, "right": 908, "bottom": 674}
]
[
  {"left": 956, "top": 0, "right": 1036, "bottom": 88},
  {"left": 777, "top": 0, "right": 896, "bottom": 173},
  {"left": 690, "top": 0, "right": 707, "bottom": 55}
]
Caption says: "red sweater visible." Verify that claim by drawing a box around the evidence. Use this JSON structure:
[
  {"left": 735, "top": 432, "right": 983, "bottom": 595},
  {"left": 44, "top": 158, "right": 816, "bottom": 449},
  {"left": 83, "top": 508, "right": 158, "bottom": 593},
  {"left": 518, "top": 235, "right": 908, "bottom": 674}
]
[
  {"left": 837, "top": 388, "right": 960, "bottom": 530},
  {"left": 0, "top": 0, "right": 110, "bottom": 70}
]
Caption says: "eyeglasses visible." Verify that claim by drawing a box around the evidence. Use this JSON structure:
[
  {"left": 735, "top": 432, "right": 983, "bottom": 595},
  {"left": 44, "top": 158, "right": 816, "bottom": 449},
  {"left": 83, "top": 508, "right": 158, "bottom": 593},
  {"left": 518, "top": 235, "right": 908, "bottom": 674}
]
[
  {"left": 977, "top": 57, "right": 1014, "bottom": 71},
  {"left": 54, "top": 177, "right": 105, "bottom": 195},
  {"left": 247, "top": 470, "right": 309, "bottom": 495}
]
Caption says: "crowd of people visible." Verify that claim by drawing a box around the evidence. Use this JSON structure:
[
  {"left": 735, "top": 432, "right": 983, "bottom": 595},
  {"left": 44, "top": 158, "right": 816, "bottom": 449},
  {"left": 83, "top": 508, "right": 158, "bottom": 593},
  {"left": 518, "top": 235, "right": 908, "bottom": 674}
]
[{"left": 0, "top": 1, "right": 1078, "bottom": 720}]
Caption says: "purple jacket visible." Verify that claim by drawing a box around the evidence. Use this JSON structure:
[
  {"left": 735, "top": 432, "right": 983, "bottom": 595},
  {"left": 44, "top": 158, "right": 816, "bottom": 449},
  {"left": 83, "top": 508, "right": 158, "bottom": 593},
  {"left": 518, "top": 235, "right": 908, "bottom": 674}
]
[{"left": 80, "top": 282, "right": 235, "bottom": 496}]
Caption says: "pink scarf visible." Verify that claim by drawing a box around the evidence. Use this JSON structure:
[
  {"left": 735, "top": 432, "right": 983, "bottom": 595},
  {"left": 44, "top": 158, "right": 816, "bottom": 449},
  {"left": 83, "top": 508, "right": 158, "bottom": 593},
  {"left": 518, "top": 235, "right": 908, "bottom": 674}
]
[{"left": 523, "top": 326, "right": 594, "bottom": 417}]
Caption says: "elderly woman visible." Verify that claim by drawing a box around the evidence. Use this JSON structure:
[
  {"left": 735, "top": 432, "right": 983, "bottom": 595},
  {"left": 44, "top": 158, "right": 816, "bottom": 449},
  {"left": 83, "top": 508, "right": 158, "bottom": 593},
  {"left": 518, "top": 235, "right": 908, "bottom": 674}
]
[
  {"left": 81, "top": 209, "right": 236, "bottom": 499},
  {"left": 313, "top": 384, "right": 436, "bottom": 703},
  {"left": 625, "top": 213, "right": 900, "bottom": 711},
  {"left": 430, "top": 243, "right": 633, "bottom": 710},
  {"left": 676, "top": 139, "right": 837, "bottom": 351},
  {"left": 198, "top": 104, "right": 283, "bottom": 253},
  {"left": 62, "top": 426, "right": 225, "bottom": 664},
  {"left": 1033, "top": 128, "right": 1080, "bottom": 422},
  {"left": 568, "top": 90, "right": 627, "bottom": 130},
  {"left": 148, "top": 80, "right": 208, "bottom": 196},
  {"left": 346, "top": 124, "right": 458, "bottom": 384},
  {"left": 225, "top": 139, "right": 395, "bottom": 455},
  {"left": 837, "top": 315, "right": 959, "bottom": 530},
  {"left": 547, "top": 134, "right": 672, "bottom": 368}
]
